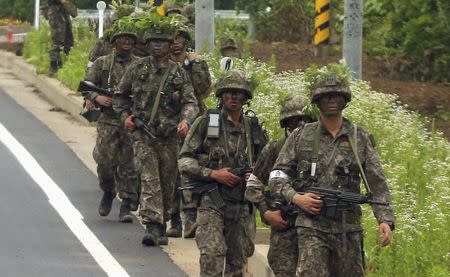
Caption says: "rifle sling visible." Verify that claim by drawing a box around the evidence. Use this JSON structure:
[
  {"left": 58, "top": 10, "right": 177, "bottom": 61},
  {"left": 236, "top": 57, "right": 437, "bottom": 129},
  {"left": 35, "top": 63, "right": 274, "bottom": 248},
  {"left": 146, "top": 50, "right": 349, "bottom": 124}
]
[
  {"left": 347, "top": 124, "right": 372, "bottom": 195},
  {"left": 149, "top": 63, "right": 176, "bottom": 126}
]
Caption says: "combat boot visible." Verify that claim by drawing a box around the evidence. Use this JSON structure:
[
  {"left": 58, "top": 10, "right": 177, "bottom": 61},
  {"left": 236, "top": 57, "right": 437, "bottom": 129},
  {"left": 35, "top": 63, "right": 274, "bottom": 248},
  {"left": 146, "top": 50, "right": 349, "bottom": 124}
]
[
  {"left": 142, "top": 223, "right": 159, "bottom": 246},
  {"left": 119, "top": 198, "right": 133, "bottom": 223},
  {"left": 157, "top": 223, "right": 168, "bottom": 245},
  {"left": 183, "top": 208, "right": 198, "bottom": 239},
  {"left": 98, "top": 192, "right": 115, "bottom": 216},
  {"left": 166, "top": 213, "right": 182, "bottom": 238},
  {"left": 49, "top": 60, "right": 58, "bottom": 76},
  {"left": 130, "top": 199, "right": 139, "bottom": 212}
]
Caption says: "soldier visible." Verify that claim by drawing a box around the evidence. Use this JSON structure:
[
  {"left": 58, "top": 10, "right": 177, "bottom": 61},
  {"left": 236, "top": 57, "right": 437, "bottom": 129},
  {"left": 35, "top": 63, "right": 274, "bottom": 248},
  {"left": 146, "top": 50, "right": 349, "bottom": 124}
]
[
  {"left": 113, "top": 25, "right": 198, "bottom": 246},
  {"left": 269, "top": 65, "right": 395, "bottom": 276},
  {"left": 245, "top": 95, "right": 315, "bottom": 277},
  {"left": 178, "top": 70, "right": 267, "bottom": 276},
  {"left": 166, "top": 24, "right": 212, "bottom": 239},
  {"left": 220, "top": 38, "right": 241, "bottom": 59},
  {"left": 45, "top": 0, "right": 76, "bottom": 74},
  {"left": 82, "top": 24, "right": 140, "bottom": 223}
]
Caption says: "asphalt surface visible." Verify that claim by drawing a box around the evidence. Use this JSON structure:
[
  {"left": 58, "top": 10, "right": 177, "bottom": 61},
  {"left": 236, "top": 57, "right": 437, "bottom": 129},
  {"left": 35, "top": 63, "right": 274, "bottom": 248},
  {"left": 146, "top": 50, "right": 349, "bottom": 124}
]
[{"left": 0, "top": 89, "right": 187, "bottom": 277}]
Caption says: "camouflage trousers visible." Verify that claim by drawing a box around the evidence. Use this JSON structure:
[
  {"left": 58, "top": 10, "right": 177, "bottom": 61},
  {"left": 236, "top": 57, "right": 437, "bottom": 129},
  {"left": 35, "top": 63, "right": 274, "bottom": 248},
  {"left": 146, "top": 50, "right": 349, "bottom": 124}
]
[
  {"left": 267, "top": 226, "right": 298, "bottom": 277},
  {"left": 48, "top": 5, "right": 73, "bottom": 65},
  {"left": 93, "top": 123, "right": 139, "bottom": 201},
  {"left": 296, "top": 227, "right": 364, "bottom": 277},
  {"left": 170, "top": 140, "right": 199, "bottom": 216},
  {"left": 133, "top": 132, "right": 179, "bottom": 225},
  {"left": 196, "top": 195, "right": 255, "bottom": 277}
]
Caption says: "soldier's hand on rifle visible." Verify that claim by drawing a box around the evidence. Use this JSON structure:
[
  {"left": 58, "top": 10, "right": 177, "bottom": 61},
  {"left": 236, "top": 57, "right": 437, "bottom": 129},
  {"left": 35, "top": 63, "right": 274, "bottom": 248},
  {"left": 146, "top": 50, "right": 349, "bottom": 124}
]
[
  {"left": 84, "top": 99, "right": 94, "bottom": 109},
  {"left": 210, "top": 168, "right": 241, "bottom": 188},
  {"left": 94, "top": 95, "right": 112, "bottom": 107},
  {"left": 378, "top": 222, "right": 392, "bottom": 247},
  {"left": 177, "top": 119, "right": 189, "bottom": 138},
  {"left": 292, "top": 193, "right": 323, "bottom": 215},
  {"left": 124, "top": 115, "right": 136, "bottom": 133},
  {"left": 263, "top": 210, "right": 288, "bottom": 231},
  {"left": 187, "top": 52, "right": 198, "bottom": 62}
]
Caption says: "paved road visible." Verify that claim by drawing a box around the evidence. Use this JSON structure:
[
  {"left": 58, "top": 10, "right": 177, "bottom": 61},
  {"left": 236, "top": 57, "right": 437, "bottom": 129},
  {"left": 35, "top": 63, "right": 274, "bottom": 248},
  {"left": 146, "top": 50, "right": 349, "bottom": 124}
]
[{"left": 0, "top": 89, "right": 187, "bottom": 277}]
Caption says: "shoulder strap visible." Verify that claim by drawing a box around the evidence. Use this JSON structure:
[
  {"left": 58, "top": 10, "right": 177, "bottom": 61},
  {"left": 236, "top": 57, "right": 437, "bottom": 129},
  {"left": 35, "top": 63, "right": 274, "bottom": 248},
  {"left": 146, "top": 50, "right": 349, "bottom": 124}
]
[
  {"left": 243, "top": 116, "right": 254, "bottom": 165},
  {"left": 347, "top": 124, "right": 371, "bottom": 194},
  {"left": 149, "top": 62, "right": 177, "bottom": 125},
  {"left": 310, "top": 122, "right": 321, "bottom": 177}
]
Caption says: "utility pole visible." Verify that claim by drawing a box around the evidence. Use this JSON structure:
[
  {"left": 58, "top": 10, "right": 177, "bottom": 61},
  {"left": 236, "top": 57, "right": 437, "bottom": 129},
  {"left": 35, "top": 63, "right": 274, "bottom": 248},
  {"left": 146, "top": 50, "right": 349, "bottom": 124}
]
[
  {"left": 343, "top": 0, "right": 363, "bottom": 80},
  {"left": 195, "top": 0, "right": 215, "bottom": 53}
]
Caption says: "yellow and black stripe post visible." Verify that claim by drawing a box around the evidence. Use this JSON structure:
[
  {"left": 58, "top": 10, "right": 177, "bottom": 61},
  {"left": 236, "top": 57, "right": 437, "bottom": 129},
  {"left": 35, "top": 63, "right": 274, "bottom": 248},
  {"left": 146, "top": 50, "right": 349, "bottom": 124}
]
[{"left": 314, "top": 0, "right": 330, "bottom": 55}]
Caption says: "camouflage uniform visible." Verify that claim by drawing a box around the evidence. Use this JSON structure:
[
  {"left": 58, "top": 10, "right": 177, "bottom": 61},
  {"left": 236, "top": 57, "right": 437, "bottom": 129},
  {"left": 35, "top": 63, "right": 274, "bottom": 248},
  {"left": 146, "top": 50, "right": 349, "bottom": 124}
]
[
  {"left": 83, "top": 52, "right": 139, "bottom": 203},
  {"left": 46, "top": 0, "right": 74, "bottom": 72},
  {"left": 270, "top": 118, "right": 395, "bottom": 276},
  {"left": 178, "top": 70, "right": 266, "bottom": 276},
  {"left": 113, "top": 55, "right": 198, "bottom": 226}
]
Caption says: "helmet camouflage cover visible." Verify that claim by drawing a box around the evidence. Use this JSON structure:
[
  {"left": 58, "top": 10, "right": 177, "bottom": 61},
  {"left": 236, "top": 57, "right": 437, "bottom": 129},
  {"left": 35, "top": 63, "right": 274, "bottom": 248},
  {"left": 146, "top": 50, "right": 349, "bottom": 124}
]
[
  {"left": 107, "top": 17, "right": 138, "bottom": 43},
  {"left": 215, "top": 70, "right": 252, "bottom": 99},
  {"left": 146, "top": 26, "right": 175, "bottom": 41},
  {"left": 310, "top": 73, "right": 351, "bottom": 104},
  {"left": 220, "top": 38, "right": 238, "bottom": 50},
  {"left": 279, "top": 95, "right": 310, "bottom": 128}
]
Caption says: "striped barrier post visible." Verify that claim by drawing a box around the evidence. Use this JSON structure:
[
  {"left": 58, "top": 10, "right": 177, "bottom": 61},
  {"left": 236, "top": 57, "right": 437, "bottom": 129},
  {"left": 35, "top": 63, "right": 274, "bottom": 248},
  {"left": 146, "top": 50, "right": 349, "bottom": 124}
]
[{"left": 314, "top": 0, "right": 330, "bottom": 56}]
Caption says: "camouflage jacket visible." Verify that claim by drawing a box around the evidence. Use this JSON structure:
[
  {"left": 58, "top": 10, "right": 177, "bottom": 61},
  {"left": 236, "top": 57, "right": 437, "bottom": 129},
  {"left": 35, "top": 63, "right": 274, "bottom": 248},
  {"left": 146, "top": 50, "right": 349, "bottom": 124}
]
[
  {"left": 270, "top": 119, "right": 395, "bottom": 233},
  {"left": 113, "top": 56, "right": 198, "bottom": 138},
  {"left": 171, "top": 54, "right": 212, "bottom": 114},
  {"left": 83, "top": 52, "right": 138, "bottom": 126},
  {"left": 178, "top": 109, "right": 265, "bottom": 203}
]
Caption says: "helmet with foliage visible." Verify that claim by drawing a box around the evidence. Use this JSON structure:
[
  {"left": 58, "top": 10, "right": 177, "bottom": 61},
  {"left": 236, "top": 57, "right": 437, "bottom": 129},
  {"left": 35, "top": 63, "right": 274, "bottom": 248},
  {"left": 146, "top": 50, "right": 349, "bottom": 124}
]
[
  {"left": 105, "top": 16, "right": 138, "bottom": 43},
  {"left": 183, "top": 4, "right": 195, "bottom": 24},
  {"left": 305, "top": 63, "right": 352, "bottom": 104},
  {"left": 215, "top": 70, "right": 252, "bottom": 99},
  {"left": 166, "top": 7, "right": 183, "bottom": 16},
  {"left": 109, "top": 1, "right": 136, "bottom": 21},
  {"left": 175, "top": 23, "right": 192, "bottom": 41},
  {"left": 138, "top": 11, "right": 179, "bottom": 41},
  {"left": 147, "top": 26, "right": 175, "bottom": 41},
  {"left": 220, "top": 38, "right": 238, "bottom": 50},
  {"left": 279, "top": 95, "right": 312, "bottom": 128}
]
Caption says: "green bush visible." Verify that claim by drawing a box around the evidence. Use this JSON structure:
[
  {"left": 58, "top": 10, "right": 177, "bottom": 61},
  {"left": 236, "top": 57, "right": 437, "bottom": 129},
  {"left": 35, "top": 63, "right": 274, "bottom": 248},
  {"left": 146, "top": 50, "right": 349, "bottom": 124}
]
[{"left": 22, "top": 18, "right": 51, "bottom": 74}]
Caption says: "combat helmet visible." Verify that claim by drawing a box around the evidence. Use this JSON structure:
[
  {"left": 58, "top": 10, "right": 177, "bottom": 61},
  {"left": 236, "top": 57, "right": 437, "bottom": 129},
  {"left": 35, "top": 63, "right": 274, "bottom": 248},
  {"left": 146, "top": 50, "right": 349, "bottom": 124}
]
[
  {"left": 215, "top": 70, "right": 252, "bottom": 99},
  {"left": 220, "top": 38, "right": 238, "bottom": 50},
  {"left": 310, "top": 74, "right": 351, "bottom": 104},
  {"left": 108, "top": 17, "right": 138, "bottom": 43},
  {"left": 279, "top": 95, "right": 311, "bottom": 128},
  {"left": 146, "top": 26, "right": 175, "bottom": 42}
]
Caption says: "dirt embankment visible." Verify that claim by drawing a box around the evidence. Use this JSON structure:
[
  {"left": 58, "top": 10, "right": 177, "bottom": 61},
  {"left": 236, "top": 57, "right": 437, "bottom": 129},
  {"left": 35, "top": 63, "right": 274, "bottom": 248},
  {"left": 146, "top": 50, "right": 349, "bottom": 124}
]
[{"left": 250, "top": 42, "right": 450, "bottom": 140}]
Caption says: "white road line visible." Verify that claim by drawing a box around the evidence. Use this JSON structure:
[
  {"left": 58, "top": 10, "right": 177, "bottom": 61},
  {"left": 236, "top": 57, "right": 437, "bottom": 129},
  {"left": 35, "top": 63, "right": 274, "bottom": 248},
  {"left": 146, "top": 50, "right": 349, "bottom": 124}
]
[{"left": 0, "top": 123, "right": 129, "bottom": 277}]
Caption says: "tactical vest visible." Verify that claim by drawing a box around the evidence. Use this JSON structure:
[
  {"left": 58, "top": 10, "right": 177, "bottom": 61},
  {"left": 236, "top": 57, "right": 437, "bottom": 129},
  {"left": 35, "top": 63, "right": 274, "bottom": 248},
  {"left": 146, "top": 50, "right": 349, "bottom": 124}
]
[{"left": 201, "top": 108, "right": 267, "bottom": 203}]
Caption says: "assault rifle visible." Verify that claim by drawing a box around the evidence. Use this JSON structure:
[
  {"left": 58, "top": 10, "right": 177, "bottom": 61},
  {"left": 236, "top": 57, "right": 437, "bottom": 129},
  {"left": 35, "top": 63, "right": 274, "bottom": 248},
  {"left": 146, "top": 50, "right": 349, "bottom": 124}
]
[
  {"left": 133, "top": 117, "right": 156, "bottom": 139},
  {"left": 179, "top": 167, "right": 253, "bottom": 209},
  {"left": 264, "top": 191, "right": 298, "bottom": 221},
  {"left": 78, "top": 81, "right": 113, "bottom": 122},
  {"left": 307, "top": 187, "right": 389, "bottom": 218}
]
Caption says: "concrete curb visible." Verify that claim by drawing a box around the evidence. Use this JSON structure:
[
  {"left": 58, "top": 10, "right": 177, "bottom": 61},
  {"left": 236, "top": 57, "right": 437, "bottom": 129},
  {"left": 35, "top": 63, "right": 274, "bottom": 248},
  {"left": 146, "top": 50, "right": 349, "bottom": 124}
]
[{"left": 0, "top": 50, "right": 274, "bottom": 277}]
